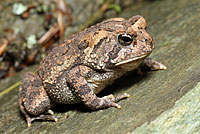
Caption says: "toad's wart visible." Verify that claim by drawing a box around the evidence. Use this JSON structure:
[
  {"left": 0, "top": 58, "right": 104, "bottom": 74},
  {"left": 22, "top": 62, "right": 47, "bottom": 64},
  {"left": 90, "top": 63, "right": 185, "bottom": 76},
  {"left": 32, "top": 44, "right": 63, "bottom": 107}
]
[{"left": 18, "top": 15, "right": 166, "bottom": 127}]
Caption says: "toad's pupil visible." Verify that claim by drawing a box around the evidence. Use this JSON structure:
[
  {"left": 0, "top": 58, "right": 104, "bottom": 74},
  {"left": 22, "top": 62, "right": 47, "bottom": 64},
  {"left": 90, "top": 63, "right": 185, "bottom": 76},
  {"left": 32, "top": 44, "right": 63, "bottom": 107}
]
[{"left": 118, "top": 34, "right": 133, "bottom": 46}]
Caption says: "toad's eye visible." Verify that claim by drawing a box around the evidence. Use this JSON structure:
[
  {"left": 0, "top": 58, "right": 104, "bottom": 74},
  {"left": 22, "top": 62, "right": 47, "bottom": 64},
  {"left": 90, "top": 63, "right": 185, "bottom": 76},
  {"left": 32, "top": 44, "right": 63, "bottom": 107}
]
[{"left": 117, "top": 34, "right": 134, "bottom": 46}]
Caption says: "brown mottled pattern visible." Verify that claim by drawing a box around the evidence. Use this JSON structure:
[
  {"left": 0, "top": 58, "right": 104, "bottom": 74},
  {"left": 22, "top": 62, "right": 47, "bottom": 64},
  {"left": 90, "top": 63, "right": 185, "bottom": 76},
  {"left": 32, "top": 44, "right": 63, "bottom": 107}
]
[{"left": 38, "top": 43, "right": 79, "bottom": 84}]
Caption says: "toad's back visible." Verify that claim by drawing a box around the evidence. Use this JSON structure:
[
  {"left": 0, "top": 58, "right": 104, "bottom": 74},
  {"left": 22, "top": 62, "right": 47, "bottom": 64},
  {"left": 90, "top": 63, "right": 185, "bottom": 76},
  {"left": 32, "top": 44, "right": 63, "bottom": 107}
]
[
  {"left": 37, "top": 41, "right": 80, "bottom": 84},
  {"left": 36, "top": 19, "right": 125, "bottom": 84}
]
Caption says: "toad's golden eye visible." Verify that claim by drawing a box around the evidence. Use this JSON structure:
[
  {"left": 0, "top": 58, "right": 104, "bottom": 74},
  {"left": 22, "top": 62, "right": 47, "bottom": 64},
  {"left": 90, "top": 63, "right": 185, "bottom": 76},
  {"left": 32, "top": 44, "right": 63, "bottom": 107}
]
[{"left": 117, "top": 34, "right": 135, "bottom": 46}]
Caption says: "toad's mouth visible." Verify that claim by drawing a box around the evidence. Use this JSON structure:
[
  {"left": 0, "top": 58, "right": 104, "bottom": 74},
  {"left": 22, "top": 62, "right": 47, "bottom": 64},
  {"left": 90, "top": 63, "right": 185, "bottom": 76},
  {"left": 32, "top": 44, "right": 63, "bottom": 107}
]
[{"left": 115, "top": 55, "right": 146, "bottom": 66}]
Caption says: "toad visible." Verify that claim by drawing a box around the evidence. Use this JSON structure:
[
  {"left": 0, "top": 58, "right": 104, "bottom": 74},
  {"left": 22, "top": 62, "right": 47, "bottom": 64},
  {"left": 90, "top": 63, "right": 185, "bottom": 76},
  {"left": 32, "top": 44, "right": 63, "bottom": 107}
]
[{"left": 18, "top": 15, "right": 166, "bottom": 127}]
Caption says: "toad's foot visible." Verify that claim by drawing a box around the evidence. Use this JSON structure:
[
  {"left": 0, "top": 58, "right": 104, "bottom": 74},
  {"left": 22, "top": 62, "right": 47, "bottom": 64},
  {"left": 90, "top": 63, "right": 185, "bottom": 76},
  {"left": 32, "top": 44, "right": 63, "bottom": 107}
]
[
  {"left": 142, "top": 57, "right": 167, "bottom": 70},
  {"left": 26, "top": 113, "right": 58, "bottom": 127},
  {"left": 86, "top": 93, "right": 130, "bottom": 110},
  {"left": 101, "top": 93, "right": 130, "bottom": 109},
  {"left": 22, "top": 112, "right": 58, "bottom": 128},
  {"left": 137, "top": 57, "right": 167, "bottom": 75}
]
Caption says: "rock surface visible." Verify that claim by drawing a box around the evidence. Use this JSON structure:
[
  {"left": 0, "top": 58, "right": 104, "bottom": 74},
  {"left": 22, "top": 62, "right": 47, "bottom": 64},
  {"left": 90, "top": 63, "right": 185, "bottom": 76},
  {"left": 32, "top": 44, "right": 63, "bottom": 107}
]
[{"left": 0, "top": 0, "right": 200, "bottom": 133}]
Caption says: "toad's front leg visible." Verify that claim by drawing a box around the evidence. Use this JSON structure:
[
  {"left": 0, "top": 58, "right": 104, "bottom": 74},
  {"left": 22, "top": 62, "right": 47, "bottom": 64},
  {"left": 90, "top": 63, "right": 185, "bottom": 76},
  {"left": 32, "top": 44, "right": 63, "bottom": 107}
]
[
  {"left": 141, "top": 57, "right": 167, "bottom": 70},
  {"left": 67, "top": 66, "right": 130, "bottom": 110},
  {"left": 137, "top": 57, "right": 167, "bottom": 75},
  {"left": 18, "top": 72, "right": 57, "bottom": 127}
]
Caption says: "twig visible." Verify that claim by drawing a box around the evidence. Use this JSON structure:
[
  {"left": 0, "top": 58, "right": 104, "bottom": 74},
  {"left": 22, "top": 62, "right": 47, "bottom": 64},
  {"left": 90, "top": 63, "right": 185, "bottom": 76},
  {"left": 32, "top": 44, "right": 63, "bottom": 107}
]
[{"left": 38, "top": 24, "right": 59, "bottom": 45}]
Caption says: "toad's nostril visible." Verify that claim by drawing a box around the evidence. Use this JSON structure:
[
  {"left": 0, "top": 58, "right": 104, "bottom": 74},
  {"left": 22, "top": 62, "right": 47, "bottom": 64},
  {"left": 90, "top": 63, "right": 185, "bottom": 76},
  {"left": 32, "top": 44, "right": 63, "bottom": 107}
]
[
  {"left": 144, "top": 38, "right": 153, "bottom": 48},
  {"left": 145, "top": 38, "right": 151, "bottom": 44}
]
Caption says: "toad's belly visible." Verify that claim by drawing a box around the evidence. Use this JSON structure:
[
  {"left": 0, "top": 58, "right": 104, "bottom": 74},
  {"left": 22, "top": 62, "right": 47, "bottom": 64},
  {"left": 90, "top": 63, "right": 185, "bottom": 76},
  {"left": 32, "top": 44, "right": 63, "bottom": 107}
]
[{"left": 86, "top": 70, "right": 126, "bottom": 94}]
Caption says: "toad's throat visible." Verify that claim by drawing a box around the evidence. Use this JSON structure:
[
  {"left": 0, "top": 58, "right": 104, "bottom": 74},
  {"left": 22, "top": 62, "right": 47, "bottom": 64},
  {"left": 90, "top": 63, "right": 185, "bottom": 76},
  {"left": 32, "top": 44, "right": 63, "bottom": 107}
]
[{"left": 115, "top": 55, "right": 146, "bottom": 66}]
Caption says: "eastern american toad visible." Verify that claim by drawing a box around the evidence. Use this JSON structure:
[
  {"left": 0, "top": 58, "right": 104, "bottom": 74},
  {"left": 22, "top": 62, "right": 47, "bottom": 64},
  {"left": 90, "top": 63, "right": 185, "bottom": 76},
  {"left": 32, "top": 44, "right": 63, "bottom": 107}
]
[{"left": 18, "top": 15, "right": 166, "bottom": 127}]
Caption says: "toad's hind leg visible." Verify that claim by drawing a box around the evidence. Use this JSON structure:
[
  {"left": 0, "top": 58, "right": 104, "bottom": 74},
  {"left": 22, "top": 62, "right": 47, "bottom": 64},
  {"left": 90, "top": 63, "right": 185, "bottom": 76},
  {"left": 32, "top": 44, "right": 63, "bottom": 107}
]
[{"left": 18, "top": 72, "right": 57, "bottom": 127}]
